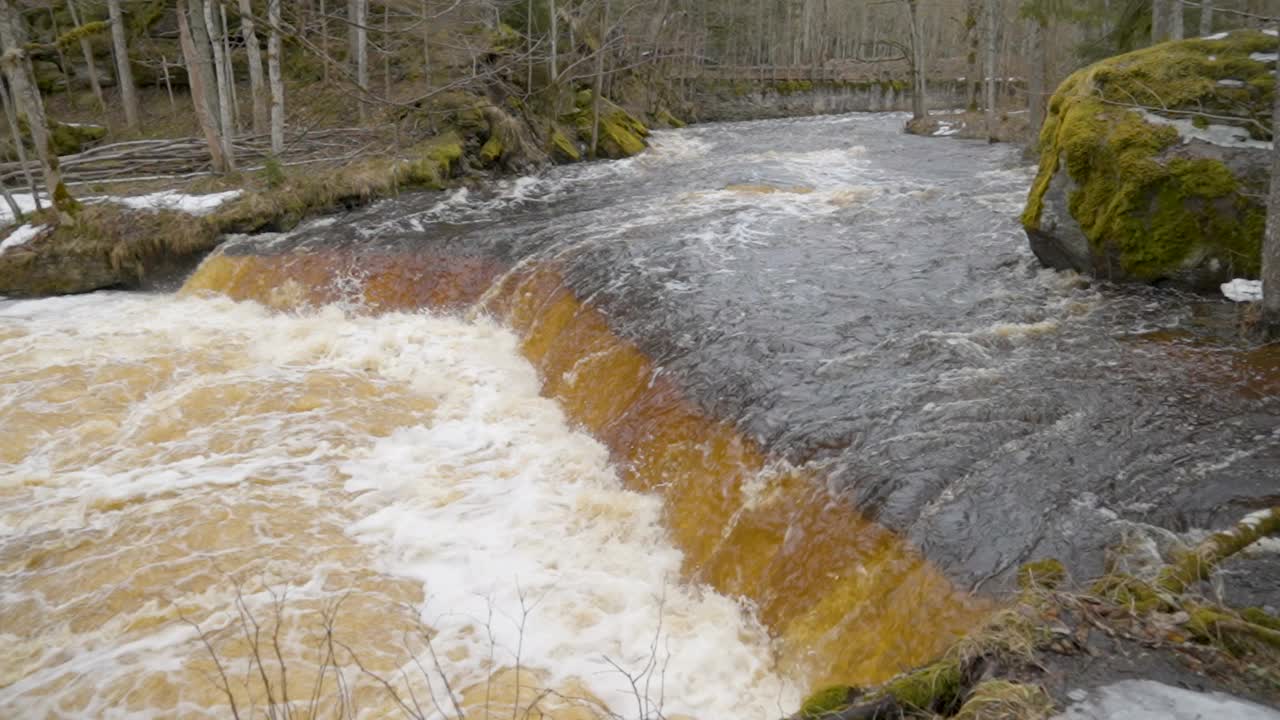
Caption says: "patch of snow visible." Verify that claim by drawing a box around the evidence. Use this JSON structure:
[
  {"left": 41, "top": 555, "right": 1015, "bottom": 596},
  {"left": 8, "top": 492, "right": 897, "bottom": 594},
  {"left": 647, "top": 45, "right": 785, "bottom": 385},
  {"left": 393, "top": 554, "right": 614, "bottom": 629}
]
[
  {"left": 933, "top": 122, "right": 960, "bottom": 137},
  {"left": 1250, "top": 52, "right": 1278, "bottom": 62},
  {"left": 113, "top": 190, "right": 242, "bottom": 216},
  {"left": 1208, "top": 55, "right": 1218, "bottom": 61},
  {"left": 0, "top": 223, "right": 46, "bottom": 254},
  {"left": 1241, "top": 508, "right": 1275, "bottom": 529},
  {"left": 1203, "top": 31, "right": 1230, "bottom": 40},
  {"left": 1217, "top": 78, "right": 1246, "bottom": 87},
  {"left": 0, "top": 192, "right": 50, "bottom": 226},
  {"left": 1222, "top": 278, "right": 1263, "bottom": 302},
  {"left": 1054, "top": 680, "right": 1280, "bottom": 720},
  {"left": 1268, "top": 28, "right": 1279, "bottom": 37},
  {"left": 1140, "top": 110, "right": 1272, "bottom": 150},
  {"left": 60, "top": 122, "right": 103, "bottom": 129}
]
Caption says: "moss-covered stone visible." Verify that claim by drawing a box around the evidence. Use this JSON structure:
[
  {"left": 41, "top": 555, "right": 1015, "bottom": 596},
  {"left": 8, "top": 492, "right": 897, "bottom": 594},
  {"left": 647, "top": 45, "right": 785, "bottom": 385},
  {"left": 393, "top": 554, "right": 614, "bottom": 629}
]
[
  {"left": 883, "top": 658, "right": 965, "bottom": 712},
  {"left": 549, "top": 128, "right": 581, "bottom": 162},
  {"left": 798, "top": 685, "right": 859, "bottom": 718},
  {"left": 1022, "top": 30, "right": 1273, "bottom": 289},
  {"left": 479, "top": 135, "right": 504, "bottom": 166}
]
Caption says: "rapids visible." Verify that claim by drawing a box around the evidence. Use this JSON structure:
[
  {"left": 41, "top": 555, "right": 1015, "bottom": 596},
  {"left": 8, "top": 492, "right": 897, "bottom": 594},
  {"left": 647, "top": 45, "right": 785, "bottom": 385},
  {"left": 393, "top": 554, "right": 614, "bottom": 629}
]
[{"left": 2, "top": 112, "right": 1278, "bottom": 718}]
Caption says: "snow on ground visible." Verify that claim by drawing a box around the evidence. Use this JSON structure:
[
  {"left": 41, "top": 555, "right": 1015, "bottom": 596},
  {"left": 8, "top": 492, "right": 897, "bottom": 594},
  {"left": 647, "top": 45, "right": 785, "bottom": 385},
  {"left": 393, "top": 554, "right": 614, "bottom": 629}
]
[
  {"left": 0, "top": 224, "right": 47, "bottom": 254},
  {"left": 933, "top": 121, "right": 961, "bottom": 137},
  {"left": 1222, "top": 278, "right": 1263, "bottom": 302},
  {"left": 113, "top": 189, "right": 243, "bottom": 215},
  {"left": 1250, "top": 52, "right": 1278, "bottom": 63},
  {"left": 1, "top": 189, "right": 242, "bottom": 227},
  {"left": 1054, "top": 680, "right": 1280, "bottom": 720},
  {"left": 1140, "top": 110, "right": 1272, "bottom": 150},
  {"left": 0, "top": 193, "right": 50, "bottom": 226}
]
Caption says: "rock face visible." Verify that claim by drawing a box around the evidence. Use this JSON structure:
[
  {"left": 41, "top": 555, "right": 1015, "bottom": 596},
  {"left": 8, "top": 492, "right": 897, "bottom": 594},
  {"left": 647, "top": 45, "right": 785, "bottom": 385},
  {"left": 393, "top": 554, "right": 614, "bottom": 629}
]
[{"left": 1022, "top": 31, "right": 1276, "bottom": 289}]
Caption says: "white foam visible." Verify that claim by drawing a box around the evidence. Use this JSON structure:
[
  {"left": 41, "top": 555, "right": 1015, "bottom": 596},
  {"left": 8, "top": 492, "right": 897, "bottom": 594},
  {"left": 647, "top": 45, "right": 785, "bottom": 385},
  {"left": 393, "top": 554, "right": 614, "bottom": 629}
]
[
  {"left": 0, "top": 292, "right": 798, "bottom": 718},
  {"left": 0, "top": 223, "right": 46, "bottom": 253},
  {"left": 1221, "top": 278, "right": 1263, "bottom": 302},
  {"left": 1055, "top": 680, "right": 1280, "bottom": 719}
]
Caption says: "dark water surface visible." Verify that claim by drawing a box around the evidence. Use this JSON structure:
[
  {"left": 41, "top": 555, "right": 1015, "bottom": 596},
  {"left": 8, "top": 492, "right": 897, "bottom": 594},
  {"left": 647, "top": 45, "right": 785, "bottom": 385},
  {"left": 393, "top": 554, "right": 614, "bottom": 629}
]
[{"left": 220, "top": 112, "right": 1280, "bottom": 593}]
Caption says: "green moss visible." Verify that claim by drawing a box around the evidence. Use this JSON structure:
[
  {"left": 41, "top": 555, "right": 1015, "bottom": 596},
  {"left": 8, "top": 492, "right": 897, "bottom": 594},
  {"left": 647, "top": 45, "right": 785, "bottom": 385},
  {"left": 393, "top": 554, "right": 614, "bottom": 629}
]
[
  {"left": 798, "top": 685, "right": 858, "bottom": 718},
  {"left": 655, "top": 108, "right": 686, "bottom": 128},
  {"left": 1090, "top": 574, "right": 1166, "bottom": 613},
  {"left": 400, "top": 133, "right": 464, "bottom": 189},
  {"left": 1017, "top": 558, "right": 1066, "bottom": 590},
  {"left": 956, "top": 680, "right": 1054, "bottom": 720},
  {"left": 549, "top": 128, "right": 581, "bottom": 162},
  {"left": 884, "top": 658, "right": 964, "bottom": 712},
  {"left": 479, "top": 136, "right": 504, "bottom": 165},
  {"left": 56, "top": 20, "right": 108, "bottom": 51},
  {"left": 1023, "top": 32, "right": 1272, "bottom": 283},
  {"left": 1242, "top": 607, "right": 1280, "bottom": 632}
]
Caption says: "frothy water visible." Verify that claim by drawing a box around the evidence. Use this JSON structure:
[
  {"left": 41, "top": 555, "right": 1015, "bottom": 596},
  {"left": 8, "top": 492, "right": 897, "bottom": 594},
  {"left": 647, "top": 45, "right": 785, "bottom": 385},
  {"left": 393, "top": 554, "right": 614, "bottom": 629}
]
[{"left": 0, "top": 293, "right": 796, "bottom": 718}]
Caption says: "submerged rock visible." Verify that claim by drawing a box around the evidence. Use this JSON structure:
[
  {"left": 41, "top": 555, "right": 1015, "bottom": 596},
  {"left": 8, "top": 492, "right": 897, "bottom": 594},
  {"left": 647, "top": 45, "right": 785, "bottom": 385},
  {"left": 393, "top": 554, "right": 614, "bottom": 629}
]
[{"left": 1022, "top": 30, "right": 1275, "bottom": 290}]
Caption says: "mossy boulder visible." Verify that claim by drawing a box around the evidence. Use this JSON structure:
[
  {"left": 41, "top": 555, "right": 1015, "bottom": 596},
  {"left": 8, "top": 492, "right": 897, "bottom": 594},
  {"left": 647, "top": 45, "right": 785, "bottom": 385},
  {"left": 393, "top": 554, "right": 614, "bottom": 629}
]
[
  {"left": 1022, "top": 30, "right": 1275, "bottom": 290},
  {"left": 1, "top": 119, "right": 107, "bottom": 161}
]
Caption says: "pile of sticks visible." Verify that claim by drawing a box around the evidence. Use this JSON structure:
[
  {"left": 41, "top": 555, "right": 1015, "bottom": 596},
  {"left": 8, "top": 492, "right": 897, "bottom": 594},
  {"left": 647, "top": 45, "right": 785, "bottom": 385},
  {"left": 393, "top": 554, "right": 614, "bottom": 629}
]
[{"left": 0, "top": 127, "right": 383, "bottom": 189}]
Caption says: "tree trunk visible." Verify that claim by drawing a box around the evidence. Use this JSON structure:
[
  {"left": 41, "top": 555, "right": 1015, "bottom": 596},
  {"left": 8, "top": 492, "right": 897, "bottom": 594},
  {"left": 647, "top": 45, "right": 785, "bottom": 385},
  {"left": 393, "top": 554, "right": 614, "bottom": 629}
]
[
  {"left": 590, "top": 0, "right": 608, "bottom": 158},
  {"left": 238, "top": 0, "right": 269, "bottom": 135},
  {"left": 0, "top": 78, "right": 38, "bottom": 211},
  {"left": 354, "top": 0, "right": 368, "bottom": 120},
  {"left": 1028, "top": 17, "right": 1047, "bottom": 142},
  {"left": 181, "top": 0, "right": 227, "bottom": 172},
  {"left": 983, "top": 0, "right": 998, "bottom": 139},
  {"left": 0, "top": 0, "right": 72, "bottom": 221},
  {"left": 1152, "top": 0, "right": 1167, "bottom": 43},
  {"left": 966, "top": 0, "right": 980, "bottom": 111},
  {"left": 1264, "top": 27, "right": 1280, "bottom": 335},
  {"left": 907, "top": 0, "right": 926, "bottom": 120},
  {"left": 204, "top": 0, "right": 237, "bottom": 169},
  {"left": 549, "top": 0, "right": 558, "bottom": 81},
  {"left": 268, "top": 0, "right": 284, "bottom": 154},
  {"left": 106, "top": 0, "right": 139, "bottom": 130},
  {"left": 1170, "top": 0, "right": 1184, "bottom": 40},
  {"left": 1200, "top": 0, "right": 1214, "bottom": 36},
  {"left": 66, "top": 0, "right": 107, "bottom": 113}
]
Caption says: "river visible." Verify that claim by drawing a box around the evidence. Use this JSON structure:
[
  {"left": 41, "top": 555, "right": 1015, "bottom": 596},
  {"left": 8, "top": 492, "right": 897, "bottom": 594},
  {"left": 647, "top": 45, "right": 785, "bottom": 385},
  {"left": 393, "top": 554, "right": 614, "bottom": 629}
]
[{"left": 2, "top": 112, "right": 1277, "bottom": 718}]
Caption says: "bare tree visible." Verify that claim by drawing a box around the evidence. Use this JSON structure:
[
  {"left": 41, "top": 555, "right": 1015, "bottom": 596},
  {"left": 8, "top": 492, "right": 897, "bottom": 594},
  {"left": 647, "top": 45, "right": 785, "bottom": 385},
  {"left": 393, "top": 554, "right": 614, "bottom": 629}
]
[
  {"left": 204, "top": 0, "right": 237, "bottom": 169},
  {"left": 269, "top": 0, "right": 284, "bottom": 155},
  {"left": 0, "top": 0, "right": 73, "bottom": 221},
  {"left": 353, "top": 0, "right": 368, "bottom": 120},
  {"left": 1264, "top": 24, "right": 1280, "bottom": 336},
  {"left": 906, "top": 0, "right": 927, "bottom": 121},
  {"left": 106, "top": 0, "right": 140, "bottom": 130},
  {"left": 239, "top": 0, "right": 270, "bottom": 135},
  {"left": 179, "top": 0, "right": 228, "bottom": 172},
  {"left": 983, "top": 0, "right": 999, "bottom": 139},
  {"left": 1201, "top": 0, "right": 1214, "bottom": 36},
  {"left": 66, "top": 0, "right": 107, "bottom": 113}
]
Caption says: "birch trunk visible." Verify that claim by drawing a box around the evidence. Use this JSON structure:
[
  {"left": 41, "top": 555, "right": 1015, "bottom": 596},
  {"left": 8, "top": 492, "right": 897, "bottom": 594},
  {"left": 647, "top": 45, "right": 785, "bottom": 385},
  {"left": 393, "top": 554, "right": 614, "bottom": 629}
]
[
  {"left": 1264, "top": 28, "right": 1280, "bottom": 336},
  {"left": 0, "top": 78, "right": 38, "bottom": 211},
  {"left": 182, "top": 0, "right": 228, "bottom": 172},
  {"left": 66, "top": 0, "right": 107, "bottom": 113},
  {"left": 268, "top": 0, "right": 284, "bottom": 154},
  {"left": 204, "top": 0, "right": 237, "bottom": 169},
  {"left": 238, "top": 0, "right": 269, "bottom": 135},
  {"left": 549, "top": 0, "right": 558, "bottom": 81},
  {"left": 983, "top": 0, "right": 998, "bottom": 137},
  {"left": 907, "top": 0, "right": 926, "bottom": 120},
  {"left": 0, "top": 0, "right": 72, "bottom": 220},
  {"left": 354, "top": 0, "right": 368, "bottom": 120},
  {"left": 1027, "top": 17, "right": 1047, "bottom": 141},
  {"left": 106, "top": 0, "right": 139, "bottom": 130},
  {"left": 1200, "top": 0, "right": 1214, "bottom": 36},
  {"left": 1170, "top": 0, "right": 1184, "bottom": 40}
]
